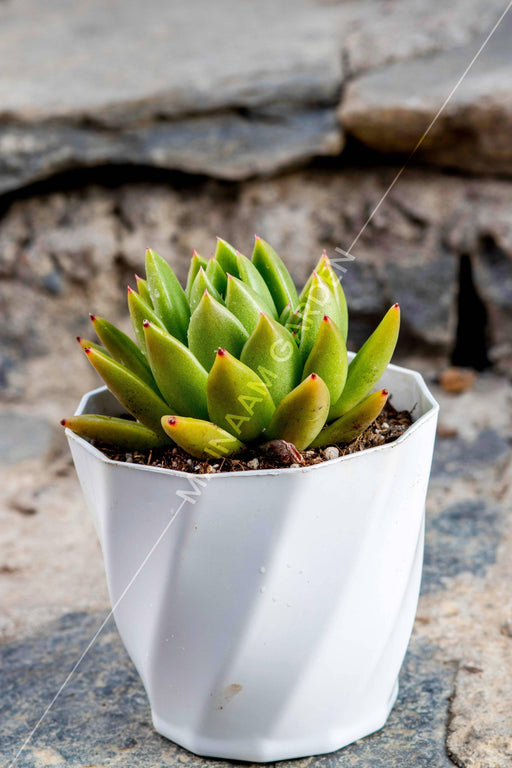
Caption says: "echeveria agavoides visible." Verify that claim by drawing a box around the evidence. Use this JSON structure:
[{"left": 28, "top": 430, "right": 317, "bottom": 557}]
[{"left": 63, "top": 237, "right": 401, "bottom": 458}]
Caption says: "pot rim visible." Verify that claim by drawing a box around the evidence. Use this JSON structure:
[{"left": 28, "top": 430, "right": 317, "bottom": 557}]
[{"left": 66, "top": 361, "right": 439, "bottom": 479}]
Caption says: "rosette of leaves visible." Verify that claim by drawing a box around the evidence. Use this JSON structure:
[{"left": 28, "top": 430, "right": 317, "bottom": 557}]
[{"left": 62, "top": 237, "right": 400, "bottom": 460}]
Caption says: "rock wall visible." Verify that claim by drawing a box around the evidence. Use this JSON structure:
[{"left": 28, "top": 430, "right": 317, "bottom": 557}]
[
  {"left": 2, "top": 0, "right": 512, "bottom": 399},
  {"left": 2, "top": 169, "right": 512, "bottom": 401}
]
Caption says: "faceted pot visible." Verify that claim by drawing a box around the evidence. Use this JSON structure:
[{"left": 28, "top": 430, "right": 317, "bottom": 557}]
[{"left": 65, "top": 359, "right": 439, "bottom": 762}]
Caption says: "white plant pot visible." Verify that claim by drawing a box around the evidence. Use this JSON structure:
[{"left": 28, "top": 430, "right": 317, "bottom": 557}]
[{"left": 66, "top": 360, "right": 438, "bottom": 763}]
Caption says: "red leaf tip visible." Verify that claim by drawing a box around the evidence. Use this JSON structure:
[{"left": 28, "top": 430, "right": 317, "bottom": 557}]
[
  {"left": 76, "top": 336, "right": 82, "bottom": 343},
  {"left": 192, "top": 249, "right": 198, "bottom": 256},
  {"left": 393, "top": 303, "right": 399, "bottom": 309},
  {"left": 142, "top": 319, "right": 150, "bottom": 328},
  {"left": 89, "top": 313, "right": 96, "bottom": 322},
  {"left": 382, "top": 389, "right": 388, "bottom": 396},
  {"left": 60, "top": 418, "right": 66, "bottom": 426},
  {"left": 254, "top": 234, "right": 261, "bottom": 240},
  {"left": 84, "top": 346, "right": 92, "bottom": 355},
  {"left": 323, "top": 315, "right": 329, "bottom": 322},
  {"left": 217, "top": 348, "right": 226, "bottom": 357},
  {"left": 127, "top": 285, "right": 133, "bottom": 294},
  {"left": 167, "top": 416, "right": 177, "bottom": 426},
  {"left": 310, "top": 373, "right": 318, "bottom": 380}
]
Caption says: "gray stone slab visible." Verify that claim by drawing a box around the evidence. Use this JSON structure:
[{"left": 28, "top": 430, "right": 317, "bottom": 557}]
[
  {"left": 0, "top": 0, "right": 345, "bottom": 191},
  {"left": 0, "top": 109, "right": 342, "bottom": 192},
  {"left": 431, "top": 429, "right": 510, "bottom": 479},
  {"left": 341, "top": 15, "right": 512, "bottom": 175},
  {"left": 0, "top": 611, "right": 454, "bottom": 767},
  {"left": 423, "top": 499, "right": 503, "bottom": 594},
  {"left": 0, "top": 412, "right": 53, "bottom": 465}
]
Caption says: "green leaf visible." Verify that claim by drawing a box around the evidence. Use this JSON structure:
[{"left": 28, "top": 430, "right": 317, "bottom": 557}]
[
  {"left": 302, "top": 315, "right": 348, "bottom": 404},
  {"left": 225, "top": 274, "right": 273, "bottom": 334},
  {"left": 186, "top": 250, "right": 208, "bottom": 299},
  {"left": 143, "top": 321, "right": 209, "bottom": 419},
  {"left": 236, "top": 251, "right": 277, "bottom": 317},
  {"left": 214, "top": 237, "right": 239, "bottom": 276},
  {"left": 161, "top": 415, "right": 244, "bottom": 459},
  {"left": 77, "top": 336, "right": 111, "bottom": 358},
  {"left": 279, "top": 302, "right": 292, "bottom": 325},
  {"left": 317, "top": 254, "right": 348, "bottom": 341},
  {"left": 145, "top": 248, "right": 190, "bottom": 343},
  {"left": 188, "top": 291, "right": 249, "bottom": 371},
  {"left": 82, "top": 346, "right": 170, "bottom": 434},
  {"left": 310, "top": 389, "right": 388, "bottom": 448},
  {"left": 265, "top": 374, "right": 330, "bottom": 450},
  {"left": 285, "top": 308, "right": 303, "bottom": 336},
  {"left": 62, "top": 414, "right": 171, "bottom": 450},
  {"left": 300, "top": 253, "right": 347, "bottom": 340},
  {"left": 189, "top": 267, "right": 222, "bottom": 313},
  {"left": 252, "top": 236, "right": 298, "bottom": 314},
  {"left": 240, "top": 313, "right": 301, "bottom": 405},
  {"left": 329, "top": 304, "right": 400, "bottom": 420},
  {"left": 135, "top": 275, "right": 153, "bottom": 307},
  {"left": 299, "top": 272, "right": 340, "bottom": 362},
  {"left": 207, "top": 348, "right": 275, "bottom": 442},
  {"left": 90, "top": 315, "right": 157, "bottom": 390},
  {"left": 127, "top": 287, "right": 166, "bottom": 354},
  {"left": 205, "top": 256, "right": 227, "bottom": 295}
]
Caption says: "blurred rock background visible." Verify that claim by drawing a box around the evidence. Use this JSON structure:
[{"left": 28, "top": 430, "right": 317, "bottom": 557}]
[{"left": 2, "top": 2, "right": 512, "bottom": 767}]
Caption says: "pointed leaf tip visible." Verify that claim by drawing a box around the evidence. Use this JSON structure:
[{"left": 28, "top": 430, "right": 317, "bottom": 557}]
[
  {"left": 142, "top": 319, "right": 150, "bottom": 328},
  {"left": 217, "top": 348, "right": 226, "bottom": 356},
  {"left": 76, "top": 336, "right": 81, "bottom": 343},
  {"left": 310, "top": 373, "right": 318, "bottom": 380},
  {"left": 89, "top": 314, "right": 96, "bottom": 321},
  {"left": 167, "top": 416, "right": 177, "bottom": 426},
  {"left": 382, "top": 389, "right": 388, "bottom": 396},
  {"left": 60, "top": 418, "right": 66, "bottom": 426}
]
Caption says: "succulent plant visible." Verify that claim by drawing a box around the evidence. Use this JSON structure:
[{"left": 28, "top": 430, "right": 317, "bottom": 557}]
[{"left": 62, "top": 237, "right": 400, "bottom": 460}]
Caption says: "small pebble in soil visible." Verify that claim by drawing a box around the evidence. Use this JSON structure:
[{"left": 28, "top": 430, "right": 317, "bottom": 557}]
[
  {"left": 323, "top": 446, "right": 340, "bottom": 460},
  {"left": 247, "top": 458, "right": 259, "bottom": 469}
]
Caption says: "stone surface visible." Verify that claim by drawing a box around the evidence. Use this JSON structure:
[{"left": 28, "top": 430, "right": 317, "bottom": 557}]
[
  {"left": 0, "top": 413, "right": 53, "bottom": 466},
  {"left": 341, "top": 15, "right": 512, "bottom": 175},
  {"left": 1, "top": 369, "right": 512, "bottom": 767},
  {"left": 0, "top": 613, "right": 455, "bottom": 768},
  {"left": 0, "top": 0, "right": 509, "bottom": 190},
  {"left": 0, "top": 0, "right": 346, "bottom": 191}
]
